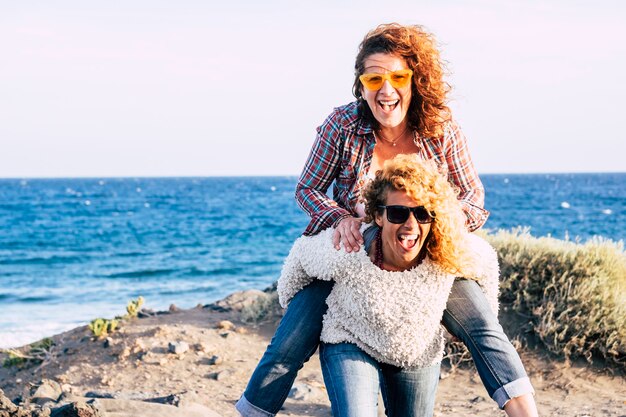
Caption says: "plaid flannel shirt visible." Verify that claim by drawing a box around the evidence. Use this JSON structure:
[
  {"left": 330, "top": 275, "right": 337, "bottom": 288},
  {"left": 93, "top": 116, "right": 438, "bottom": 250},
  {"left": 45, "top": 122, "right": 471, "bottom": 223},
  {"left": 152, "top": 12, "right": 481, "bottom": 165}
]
[{"left": 296, "top": 101, "right": 489, "bottom": 236}]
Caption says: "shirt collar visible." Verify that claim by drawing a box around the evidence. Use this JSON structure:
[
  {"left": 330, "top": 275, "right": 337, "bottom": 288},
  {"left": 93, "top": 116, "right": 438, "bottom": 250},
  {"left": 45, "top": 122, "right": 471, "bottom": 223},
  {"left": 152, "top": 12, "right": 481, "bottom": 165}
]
[{"left": 342, "top": 101, "right": 375, "bottom": 136}]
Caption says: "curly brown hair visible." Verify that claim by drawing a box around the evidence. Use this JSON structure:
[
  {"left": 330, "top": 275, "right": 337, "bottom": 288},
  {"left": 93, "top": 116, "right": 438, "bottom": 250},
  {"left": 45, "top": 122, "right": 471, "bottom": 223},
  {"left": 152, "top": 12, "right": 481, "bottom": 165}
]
[
  {"left": 362, "top": 155, "right": 470, "bottom": 275},
  {"left": 352, "top": 23, "right": 452, "bottom": 139}
]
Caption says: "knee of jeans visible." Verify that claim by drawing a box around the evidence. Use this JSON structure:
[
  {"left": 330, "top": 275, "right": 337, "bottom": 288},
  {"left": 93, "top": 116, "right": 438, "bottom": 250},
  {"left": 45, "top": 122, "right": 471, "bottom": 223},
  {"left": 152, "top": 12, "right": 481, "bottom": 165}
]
[
  {"left": 453, "top": 299, "right": 503, "bottom": 333},
  {"left": 264, "top": 282, "right": 330, "bottom": 363},
  {"left": 288, "top": 280, "right": 333, "bottom": 318},
  {"left": 445, "top": 310, "right": 507, "bottom": 348},
  {"left": 470, "top": 308, "right": 503, "bottom": 334},
  {"left": 265, "top": 334, "right": 315, "bottom": 365}
]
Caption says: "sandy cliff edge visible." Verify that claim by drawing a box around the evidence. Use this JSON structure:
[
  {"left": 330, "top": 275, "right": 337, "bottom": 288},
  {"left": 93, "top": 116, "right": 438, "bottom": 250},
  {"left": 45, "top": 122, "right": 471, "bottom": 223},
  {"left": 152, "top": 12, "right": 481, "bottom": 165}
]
[{"left": 1, "top": 289, "right": 625, "bottom": 417}]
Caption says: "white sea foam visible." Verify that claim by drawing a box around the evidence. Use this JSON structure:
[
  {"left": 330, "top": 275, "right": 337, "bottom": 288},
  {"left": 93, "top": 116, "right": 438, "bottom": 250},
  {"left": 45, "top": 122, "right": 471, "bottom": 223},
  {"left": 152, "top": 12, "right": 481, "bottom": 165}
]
[
  {"left": 602, "top": 209, "right": 612, "bottom": 215},
  {"left": 0, "top": 322, "right": 72, "bottom": 349},
  {"left": 561, "top": 201, "right": 571, "bottom": 209},
  {"left": 0, "top": 303, "right": 128, "bottom": 349}
]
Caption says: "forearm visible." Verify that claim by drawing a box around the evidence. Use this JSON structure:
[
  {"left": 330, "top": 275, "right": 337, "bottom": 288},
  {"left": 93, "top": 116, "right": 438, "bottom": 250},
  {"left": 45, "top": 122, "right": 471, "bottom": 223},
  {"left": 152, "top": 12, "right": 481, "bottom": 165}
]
[
  {"left": 296, "top": 108, "right": 355, "bottom": 236},
  {"left": 459, "top": 187, "right": 489, "bottom": 232},
  {"left": 295, "top": 186, "right": 352, "bottom": 236},
  {"left": 443, "top": 120, "right": 489, "bottom": 232}
]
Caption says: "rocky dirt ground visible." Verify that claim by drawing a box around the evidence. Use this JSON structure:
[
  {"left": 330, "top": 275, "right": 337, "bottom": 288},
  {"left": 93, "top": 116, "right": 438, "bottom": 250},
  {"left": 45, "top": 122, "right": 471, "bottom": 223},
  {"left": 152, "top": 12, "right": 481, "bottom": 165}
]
[{"left": 1, "top": 289, "right": 625, "bottom": 417}]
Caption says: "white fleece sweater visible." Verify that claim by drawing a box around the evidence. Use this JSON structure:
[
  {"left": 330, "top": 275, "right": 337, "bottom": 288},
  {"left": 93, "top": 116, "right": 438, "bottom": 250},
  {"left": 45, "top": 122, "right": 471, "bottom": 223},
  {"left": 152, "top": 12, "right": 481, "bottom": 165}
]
[{"left": 277, "top": 226, "right": 500, "bottom": 368}]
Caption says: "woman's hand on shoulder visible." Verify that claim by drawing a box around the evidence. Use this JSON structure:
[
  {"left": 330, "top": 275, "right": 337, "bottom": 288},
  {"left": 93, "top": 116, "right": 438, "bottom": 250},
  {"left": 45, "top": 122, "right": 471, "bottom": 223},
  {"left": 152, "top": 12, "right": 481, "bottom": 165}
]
[{"left": 332, "top": 216, "right": 364, "bottom": 252}]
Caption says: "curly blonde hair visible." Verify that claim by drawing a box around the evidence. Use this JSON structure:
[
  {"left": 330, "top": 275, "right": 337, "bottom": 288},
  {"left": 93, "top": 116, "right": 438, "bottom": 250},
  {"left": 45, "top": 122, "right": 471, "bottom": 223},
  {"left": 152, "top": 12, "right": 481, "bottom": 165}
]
[
  {"left": 353, "top": 23, "right": 451, "bottom": 139},
  {"left": 362, "top": 155, "right": 470, "bottom": 275}
]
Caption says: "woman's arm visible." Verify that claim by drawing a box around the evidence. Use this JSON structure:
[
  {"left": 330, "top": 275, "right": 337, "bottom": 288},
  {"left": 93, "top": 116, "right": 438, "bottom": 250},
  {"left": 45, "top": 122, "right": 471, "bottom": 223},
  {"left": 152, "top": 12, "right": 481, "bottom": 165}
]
[
  {"left": 442, "top": 120, "right": 490, "bottom": 232},
  {"left": 295, "top": 111, "right": 353, "bottom": 236}
]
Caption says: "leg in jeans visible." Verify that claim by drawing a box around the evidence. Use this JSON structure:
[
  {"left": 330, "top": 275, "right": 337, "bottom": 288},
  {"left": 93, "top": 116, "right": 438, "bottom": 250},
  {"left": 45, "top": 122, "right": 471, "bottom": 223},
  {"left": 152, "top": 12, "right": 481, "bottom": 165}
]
[
  {"left": 443, "top": 278, "right": 534, "bottom": 409},
  {"left": 320, "top": 342, "right": 440, "bottom": 417},
  {"left": 236, "top": 280, "right": 333, "bottom": 417},
  {"left": 380, "top": 361, "right": 440, "bottom": 417},
  {"left": 319, "top": 343, "right": 380, "bottom": 417}
]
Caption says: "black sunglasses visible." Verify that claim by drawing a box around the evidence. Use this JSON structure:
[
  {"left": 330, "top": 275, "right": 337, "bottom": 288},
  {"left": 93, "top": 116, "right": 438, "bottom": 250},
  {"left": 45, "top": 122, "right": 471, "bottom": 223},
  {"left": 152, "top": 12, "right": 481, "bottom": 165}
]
[{"left": 378, "top": 205, "right": 435, "bottom": 224}]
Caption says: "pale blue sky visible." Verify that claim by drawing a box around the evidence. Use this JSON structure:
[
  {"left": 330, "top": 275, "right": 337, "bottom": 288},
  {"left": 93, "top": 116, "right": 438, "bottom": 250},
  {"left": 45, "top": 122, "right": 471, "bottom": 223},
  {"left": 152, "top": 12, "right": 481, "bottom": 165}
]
[{"left": 1, "top": 1, "right": 624, "bottom": 177}]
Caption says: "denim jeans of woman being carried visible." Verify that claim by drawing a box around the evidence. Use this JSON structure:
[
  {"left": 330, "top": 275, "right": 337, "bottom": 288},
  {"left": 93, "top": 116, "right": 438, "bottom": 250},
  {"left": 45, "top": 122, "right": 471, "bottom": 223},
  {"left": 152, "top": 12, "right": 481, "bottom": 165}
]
[
  {"left": 235, "top": 227, "right": 533, "bottom": 417},
  {"left": 320, "top": 343, "right": 440, "bottom": 417}
]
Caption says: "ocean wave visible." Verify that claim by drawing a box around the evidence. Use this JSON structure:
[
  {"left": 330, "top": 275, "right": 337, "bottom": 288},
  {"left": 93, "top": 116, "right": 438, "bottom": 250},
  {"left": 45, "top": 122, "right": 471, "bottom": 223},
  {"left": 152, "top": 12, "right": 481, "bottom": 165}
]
[
  {"left": 0, "top": 294, "right": 57, "bottom": 303},
  {"left": 179, "top": 266, "right": 244, "bottom": 277},
  {"left": 115, "top": 251, "right": 152, "bottom": 258},
  {"left": 103, "top": 265, "right": 253, "bottom": 279},
  {"left": 105, "top": 268, "right": 179, "bottom": 279},
  {"left": 157, "top": 286, "right": 218, "bottom": 297},
  {"left": 0, "top": 254, "right": 87, "bottom": 265},
  {"left": 19, "top": 295, "right": 58, "bottom": 303}
]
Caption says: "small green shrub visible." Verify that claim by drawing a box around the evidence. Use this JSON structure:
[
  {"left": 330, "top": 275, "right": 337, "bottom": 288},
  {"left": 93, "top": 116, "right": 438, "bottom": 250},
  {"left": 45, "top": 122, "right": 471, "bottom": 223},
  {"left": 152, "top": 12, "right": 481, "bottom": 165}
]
[
  {"left": 126, "top": 296, "right": 144, "bottom": 318},
  {"left": 88, "top": 296, "right": 144, "bottom": 338},
  {"left": 2, "top": 338, "right": 55, "bottom": 368},
  {"left": 486, "top": 228, "right": 626, "bottom": 368},
  {"left": 3, "top": 351, "right": 27, "bottom": 368},
  {"left": 88, "top": 318, "right": 119, "bottom": 338}
]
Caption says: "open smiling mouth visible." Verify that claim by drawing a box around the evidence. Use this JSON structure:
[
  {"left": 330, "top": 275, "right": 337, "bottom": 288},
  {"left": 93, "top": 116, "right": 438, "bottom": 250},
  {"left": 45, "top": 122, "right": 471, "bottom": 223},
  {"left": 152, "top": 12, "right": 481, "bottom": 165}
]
[
  {"left": 398, "top": 234, "right": 418, "bottom": 250},
  {"left": 379, "top": 100, "right": 399, "bottom": 111}
]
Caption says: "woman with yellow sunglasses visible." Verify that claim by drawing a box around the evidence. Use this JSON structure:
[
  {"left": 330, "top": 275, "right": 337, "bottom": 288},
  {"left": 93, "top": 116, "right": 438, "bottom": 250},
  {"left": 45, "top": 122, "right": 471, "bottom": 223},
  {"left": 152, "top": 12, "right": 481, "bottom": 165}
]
[{"left": 237, "top": 23, "right": 538, "bottom": 417}]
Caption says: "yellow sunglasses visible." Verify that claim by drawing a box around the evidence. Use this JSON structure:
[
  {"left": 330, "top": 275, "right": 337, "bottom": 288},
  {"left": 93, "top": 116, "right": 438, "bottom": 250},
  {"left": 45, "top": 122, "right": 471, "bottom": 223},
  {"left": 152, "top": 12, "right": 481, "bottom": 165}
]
[{"left": 359, "top": 69, "right": 413, "bottom": 91}]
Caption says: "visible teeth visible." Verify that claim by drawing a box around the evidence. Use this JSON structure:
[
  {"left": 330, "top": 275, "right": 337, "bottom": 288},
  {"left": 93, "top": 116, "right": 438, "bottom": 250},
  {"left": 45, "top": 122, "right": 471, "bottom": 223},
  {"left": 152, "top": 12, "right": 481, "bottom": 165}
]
[
  {"left": 400, "top": 234, "right": 418, "bottom": 241},
  {"left": 380, "top": 100, "right": 399, "bottom": 106}
]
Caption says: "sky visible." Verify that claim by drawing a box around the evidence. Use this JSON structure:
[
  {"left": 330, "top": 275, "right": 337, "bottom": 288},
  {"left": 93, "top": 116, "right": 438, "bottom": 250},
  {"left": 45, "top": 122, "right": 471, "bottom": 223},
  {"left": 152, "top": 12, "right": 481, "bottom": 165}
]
[{"left": 1, "top": 0, "right": 625, "bottom": 177}]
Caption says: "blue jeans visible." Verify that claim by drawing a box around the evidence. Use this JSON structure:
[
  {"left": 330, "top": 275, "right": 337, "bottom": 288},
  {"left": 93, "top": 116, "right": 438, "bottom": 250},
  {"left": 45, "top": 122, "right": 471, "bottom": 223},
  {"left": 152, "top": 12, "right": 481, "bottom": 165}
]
[
  {"left": 442, "top": 279, "right": 533, "bottom": 407},
  {"left": 236, "top": 279, "right": 533, "bottom": 416},
  {"left": 320, "top": 342, "right": 440, "bottom": 417},
  {"left": 236, "top": 279, "right": 334, "bottom": 417}
]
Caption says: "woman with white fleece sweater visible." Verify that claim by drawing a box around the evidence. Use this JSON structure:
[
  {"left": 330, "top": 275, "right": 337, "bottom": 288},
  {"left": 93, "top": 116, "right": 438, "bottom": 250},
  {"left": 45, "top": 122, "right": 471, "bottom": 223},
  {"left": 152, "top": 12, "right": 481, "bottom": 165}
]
[{"left": 277, "top": 155, "right": 499, "bottom": 417}]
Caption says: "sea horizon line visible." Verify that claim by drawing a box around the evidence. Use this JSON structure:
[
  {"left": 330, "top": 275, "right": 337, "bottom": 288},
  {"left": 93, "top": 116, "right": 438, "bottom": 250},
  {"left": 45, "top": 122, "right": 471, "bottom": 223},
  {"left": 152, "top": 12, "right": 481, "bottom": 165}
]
[{"left": 1, "top": 171, "right": 625, "bottom": 181}]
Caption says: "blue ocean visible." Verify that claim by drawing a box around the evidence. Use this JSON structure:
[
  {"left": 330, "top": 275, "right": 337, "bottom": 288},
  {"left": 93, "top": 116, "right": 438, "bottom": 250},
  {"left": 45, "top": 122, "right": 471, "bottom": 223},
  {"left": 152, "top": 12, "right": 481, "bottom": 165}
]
[{"left": 1, "top": 174, "right": 624, "bottom": 348}]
